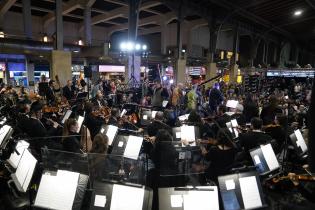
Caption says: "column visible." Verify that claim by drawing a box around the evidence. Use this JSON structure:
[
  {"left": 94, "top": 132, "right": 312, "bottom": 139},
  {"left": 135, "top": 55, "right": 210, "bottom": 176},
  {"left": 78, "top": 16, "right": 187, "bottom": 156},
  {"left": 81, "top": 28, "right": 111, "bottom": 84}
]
[
  {"left": 175, "top": 1, "right": 184, "bottom": 85},
  {"left": 51, "top": 50, "right": 72, "bottom": 86},
  {"left": 26, "top": 60, "right": 34, "bottom": 88},
  {"left": 22, "top": 0, "right": 32, "bottom": 39},
  {"left": 249, "top": 35, "right": 261, "bottom": 67},
  {"left": 176, "top": 59, "right": 186, "bottom": 84},
  {"left": 55, "top": 0, "right": 63, "bottom": 50},
  {"left": 84, "top": 6, "right": 92, "bottom": 46},
  {"left": 160, "top": 23, "right": 167, "bottom": 55},
  {"left": 265, "top": 41, "right": 269, "bottom": 64},
  {"left": 230, "top": 25, "right": 239, "bottom": 84}
]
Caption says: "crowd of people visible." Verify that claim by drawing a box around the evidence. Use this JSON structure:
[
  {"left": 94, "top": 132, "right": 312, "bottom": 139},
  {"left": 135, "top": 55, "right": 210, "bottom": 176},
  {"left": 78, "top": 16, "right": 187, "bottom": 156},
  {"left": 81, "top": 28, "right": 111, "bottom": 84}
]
[{"left": 0, "top": 74, "right": 314, "bottom": 209}]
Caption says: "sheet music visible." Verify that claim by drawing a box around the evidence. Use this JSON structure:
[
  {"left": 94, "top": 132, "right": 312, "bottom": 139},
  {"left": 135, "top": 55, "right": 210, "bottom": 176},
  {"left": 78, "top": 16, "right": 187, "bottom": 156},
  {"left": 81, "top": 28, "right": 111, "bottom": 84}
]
[
  {"left": 120, "top": 109, "right": 127, "bottom": 117},
  {"left": 151, "top": 111, "right": 157, "bottom": 119},
  {"left": 77, "top": 115, "right": 84, "bottom": 133},
  {"left": 124, "top": 136, "right": 143, "bottom": 160},
  {"left": 254, "top": 155, "right": 261, "bottom": 164},
  {"left": 261, "top": 144, "right": 279, "bottom": 171},
  {"left": 171, "top": 195, "right": 183, "bottom": 207},
  {"left": 181, "top": 125, "right": 195, "bottom": 142},
  {"left": 35, "top": 170, "right": 79, "bottom": 210},
  {"left": 178, "top": 114, "right": 189, "bottom": 121},
  {"left": 110, "top": 184, "right": 144, "bottom": 210},
  {"left": 225, "top": 179, "right": 235, "bottom": 190},
  {"left": 62, "top": 110, "right": 72, "bottom": 124},
  {"left": 143, "top": 115, "right": 148, "bottom": 120},
  {"left": 0, "top": 125, "right": 11, "bottom": 145},
  {"left": 226, "top": 100, "right": 238, "bottom": 108},
  {"left": 106, "top": 125, "right": 118, "bottom": 145},
  {"left": 7, "top": 140, "right": 29, "bottom": 169},
  {"left": 231, "top": 119, "right": 238, "bottom": 127},
  {"left": 162, "top": 100, "right": 168, "bottom": 107},
  {"left": 183, "top": 186, "right": 219, "bottom": 210},
  {"left": 14, "top": 149, "right": 37, "bottom": 192},
  {"left": 94, "top": 195, "right": 106, "bottom": 207},
  {"left": 239, "top": 176, "right": 262, "bottom": 209},
  {"left": 294, "top": 130, "right": 307, "bottom": 153},
  {"left": 176, "top": 132, "right": 181, "bottom": 139}
]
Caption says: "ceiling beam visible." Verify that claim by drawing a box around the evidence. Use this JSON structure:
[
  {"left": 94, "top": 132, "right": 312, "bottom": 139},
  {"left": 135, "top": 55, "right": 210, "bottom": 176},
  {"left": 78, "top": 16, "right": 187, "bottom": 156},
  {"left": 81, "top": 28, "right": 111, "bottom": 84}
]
[
  {"left": 0, "top": 0, "right": 17, "bottom": 19},
  {"left": 43, "top": 0, "right": 84, "bottom": 27},
  {"left": 91, "top": 7, "right": 128, "bottom": 25}
]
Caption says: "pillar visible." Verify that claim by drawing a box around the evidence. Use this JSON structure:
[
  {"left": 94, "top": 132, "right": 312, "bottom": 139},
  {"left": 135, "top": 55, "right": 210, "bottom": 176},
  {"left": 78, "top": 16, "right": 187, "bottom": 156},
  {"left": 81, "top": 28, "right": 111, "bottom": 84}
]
[
  {"left": 249, "top": 35, "right": 261, "bottom": 67},
  {"left": 176, "top": 58, "right": 186, "bottom": 84},
  {"left": 205, "top": 61, "right": 217, "bottom": 89},
  {"left": 26, "top": 60, "right": 34, "bottom": 88},
  {"left": 265, "top": 41, "right": 269, "bottom": 65},
  {"left": 230, "top": 25, "right": 239, "bottom": 83},
  {"left": 84, "top": 6, "right": 92, "bottom": 46},
  {"left": 51, "top": 50, "right": 72, "bottom": 86},
  {"left": 208, "top": 17, "right": 217, "bottom": 63},
  {"left": 160, "top": 23, "right": 167, "bottom": 55},
  {"left": 55, "top": 0, "right": 63, "bottom": 50},
  {"left": 22, "top": 0, "right": 32, "bottom": 39}
]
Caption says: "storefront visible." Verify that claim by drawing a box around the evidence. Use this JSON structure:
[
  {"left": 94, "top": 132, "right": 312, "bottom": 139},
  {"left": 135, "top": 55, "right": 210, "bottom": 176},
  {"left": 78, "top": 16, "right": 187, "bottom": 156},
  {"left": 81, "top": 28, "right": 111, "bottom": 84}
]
[
  {"left": 34, "top": 64, "right": 50, "bottom": 82},
  {"left": 8, "top": 62, "right": 28, "bottom": 86},
  {"left": 99, "top": 65, "right": 125, "bottom": 81}
]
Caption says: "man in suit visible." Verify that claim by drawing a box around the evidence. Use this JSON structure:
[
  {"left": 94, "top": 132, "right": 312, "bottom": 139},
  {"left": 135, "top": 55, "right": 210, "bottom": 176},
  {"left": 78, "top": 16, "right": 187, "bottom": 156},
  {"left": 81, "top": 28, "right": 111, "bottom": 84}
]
[
  {"left": 92, "top": 90, "right": 107, "bottom": 108},
  {"left": 46, "top": 80, "right": 57, "bottom": 104},
  {"left": 239, "top": 117, "right": 272, "bottom": 152}
]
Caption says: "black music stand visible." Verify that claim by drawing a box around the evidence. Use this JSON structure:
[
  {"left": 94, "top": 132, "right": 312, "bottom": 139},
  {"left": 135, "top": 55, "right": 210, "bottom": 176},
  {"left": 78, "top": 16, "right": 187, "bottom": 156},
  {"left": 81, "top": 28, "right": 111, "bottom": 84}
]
[
  {"left": 89, "top": 180, "right": 152, "bottom": 210},
  {"left": 289, "top": 129, "right": 308, "bottom": 158},
  {"left": 218, "top": 171, "right": 267, "bottom": 210},
  {"left": 111, "top": 135, "right": 143, "bottom": 160}
]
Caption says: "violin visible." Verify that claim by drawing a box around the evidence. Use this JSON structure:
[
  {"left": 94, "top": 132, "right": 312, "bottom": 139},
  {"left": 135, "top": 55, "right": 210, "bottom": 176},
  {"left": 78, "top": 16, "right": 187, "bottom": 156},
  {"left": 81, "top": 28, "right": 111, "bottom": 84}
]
[
  {"left": 92, "top": 106, "right": 111, "bottom": 119},
  {"left": 42, "top": 105, "right": 60, "bottom": 113},
  {"left": 272, "top": 174, "right": 315, "bottom": 183}
]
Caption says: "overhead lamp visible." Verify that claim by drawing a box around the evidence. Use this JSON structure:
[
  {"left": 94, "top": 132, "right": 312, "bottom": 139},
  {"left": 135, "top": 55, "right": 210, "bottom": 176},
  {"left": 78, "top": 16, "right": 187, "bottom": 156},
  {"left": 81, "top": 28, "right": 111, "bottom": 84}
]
[
  {"left": 294, "top": 10, "right": 303, "bottom": 16},
  {"left": 181, "top": 49, "right": 186, "bottom": 53},
  {"left": 126, "top": 42, "right": 134, "bottom": 51},
  {"left": 135, "top": 43, "right": 141, "bottom": 50},
  {"left": 43, "top": 34, "right": 48, "bottom": 42},
  {"left": 120, "top": 42, "right": 126, "bottom": 50},
  {"left": 78, "top": 39, "right": 83, "bottom": 46},
  {"left": 0, "top": 30, "right": 4, "bottom": 38},
  {"left": 142, "top": 44, "right": 147, "bottom": 50}
]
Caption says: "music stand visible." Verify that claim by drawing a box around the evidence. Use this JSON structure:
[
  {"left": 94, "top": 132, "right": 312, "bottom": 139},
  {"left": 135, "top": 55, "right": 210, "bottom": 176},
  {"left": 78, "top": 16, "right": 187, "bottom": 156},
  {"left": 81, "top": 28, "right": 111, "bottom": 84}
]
[
  {"left": 76, "top": 92, "right": 88, "bottom": 100},
  {"left": 158, "top": 186, "right": 219, "bottom": 210},
  {"left": 7, "top": 140, "right": 30, "bottom": 169},
  {"left": 111, "top": 135, "right": 143, "bottom": 160},
  {"left": 172, "top": 126, "right": 200, "bottom": 147},
  {"left": 0, "top": 124, "right": 13, "bottom": 147},
  {"left": 289, "top": 129, "right": 308, "bottom": 157},
  {"left": 61, "top": 110, "right": 72, "bottom": 124},
  {"left": 218, "top": 171, "right": 267, "bottom": 210},
  {"left": 249, "top": 143, "right": 280, "bottom": 177},
  {"left": 140, "top": 110, "right": 152, "bottom": 126},
  {"left": 100, "top": 125, "right": 119, "bottom": 146},
  {"left": 76, "top": 115, "right": 85, "bottom": 133},
  {"left": 226, "top": 119, "right": 239, "bottom": 139},
  {"left": 89, "top": 180, "right": 153, "bottom": 210}
]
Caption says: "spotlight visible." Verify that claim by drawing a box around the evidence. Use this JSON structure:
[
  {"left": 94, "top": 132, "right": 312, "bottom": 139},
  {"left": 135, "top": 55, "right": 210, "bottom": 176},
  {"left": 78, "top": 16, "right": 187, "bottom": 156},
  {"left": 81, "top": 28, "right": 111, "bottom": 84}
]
[
  {"left": 120, "top": 42, "right": 126, "bottom": 50},
  {"left": 78, "top": 39, "right": 83, "bottom": 46},
  {"left": 135, "top": 43, "right": 141, "bottom": 50},
  {"left": 170, "top": 79, "right": 174, "bottom": 84},
  {"left": 142, "top": 44, "right": 147, "bottom": 50},
  {"left": 294, "top": 10, "right": 302, "bottom": 16},
  {"left": 43, "top": 35, "right": 48, "bottom": 42},
  {"left": 0, "top": 31, "right": 4, "bottom": 38},
  {"left": 126, "top": 42, "right": 134, "bottom": 51},
  {"left": 182, "top": 49, "right": 186, "bottom": 53}
]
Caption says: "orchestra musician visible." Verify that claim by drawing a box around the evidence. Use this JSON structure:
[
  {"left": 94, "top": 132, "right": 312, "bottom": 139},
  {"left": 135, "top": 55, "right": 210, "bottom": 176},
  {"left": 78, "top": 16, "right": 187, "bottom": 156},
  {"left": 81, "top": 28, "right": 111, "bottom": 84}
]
[
  {"left": 92, "top": 90, "right": 107, "bottom": 108},
  {"left": 62, "top": 80, "right": 75, "bottom": 101},
  {"left": 84, "top": 102, "right": 105, "bottom": 140},
  {"left": 62, "top": 118, "right": 82, "bottom": 153}
]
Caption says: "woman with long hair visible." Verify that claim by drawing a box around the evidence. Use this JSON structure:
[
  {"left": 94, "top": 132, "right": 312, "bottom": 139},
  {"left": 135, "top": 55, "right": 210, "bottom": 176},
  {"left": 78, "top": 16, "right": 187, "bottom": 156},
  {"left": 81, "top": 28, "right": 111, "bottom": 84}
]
[
  {"left": 90, "top": 133, "right": 109, "bottom": 154},
  {"left": 62, "top": 118, "right": 82, "bottom": 153}
]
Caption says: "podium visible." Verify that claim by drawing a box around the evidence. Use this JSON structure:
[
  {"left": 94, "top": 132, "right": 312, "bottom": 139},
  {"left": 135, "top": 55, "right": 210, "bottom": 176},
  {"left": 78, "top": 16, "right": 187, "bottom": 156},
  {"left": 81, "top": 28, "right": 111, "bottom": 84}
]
[
  {"left": 158, "top": 186, "right": 219, "bottom": 210},
  {"left": 218, "top": 171, "right": 267, "bottom": 210},
  {"left": 90, "top": 181, "right": 152, "bottom": 210}
]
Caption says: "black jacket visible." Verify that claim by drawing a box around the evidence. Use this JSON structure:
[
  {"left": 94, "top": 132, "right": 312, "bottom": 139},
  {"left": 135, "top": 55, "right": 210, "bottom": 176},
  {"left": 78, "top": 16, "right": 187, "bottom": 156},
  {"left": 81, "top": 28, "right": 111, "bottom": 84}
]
[
  {"left": 239, "top": 131, "right": 272, "bottom": 152},
  {"left": 62, "top": 132, "right": 81, "bottom": 153},
  {"left": 62, "top": 86, "right": 74, "bottom": 101}
]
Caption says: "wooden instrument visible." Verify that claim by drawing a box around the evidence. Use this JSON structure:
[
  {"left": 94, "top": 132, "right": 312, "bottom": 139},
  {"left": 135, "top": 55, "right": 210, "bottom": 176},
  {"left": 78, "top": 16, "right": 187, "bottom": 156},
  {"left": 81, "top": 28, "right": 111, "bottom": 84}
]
[
  {"left": 42, "top": 105, "right": 60, "bottom": 113},
  {"left": 272, "top": 174, "right": 315, "bottom": 183},
  {"left": 92, "top": 106, "right": 111, "bottom": 120}
]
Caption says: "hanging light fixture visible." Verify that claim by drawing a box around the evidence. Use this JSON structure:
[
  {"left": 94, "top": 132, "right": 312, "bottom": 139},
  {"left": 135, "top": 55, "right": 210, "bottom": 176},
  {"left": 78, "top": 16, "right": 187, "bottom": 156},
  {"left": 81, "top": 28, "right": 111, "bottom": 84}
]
[
  {"left": 78, "top": 39, "right": 83, "bottom": 46},
  {"left": 43, "top": 34, "right": 48, "bottom": 42}
]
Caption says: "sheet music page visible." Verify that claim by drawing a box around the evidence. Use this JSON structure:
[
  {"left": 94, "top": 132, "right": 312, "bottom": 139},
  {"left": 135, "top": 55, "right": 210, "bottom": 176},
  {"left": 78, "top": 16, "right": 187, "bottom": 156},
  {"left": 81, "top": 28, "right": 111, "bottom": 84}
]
[
  {"left": 120, "top": 109, "right": 127, "bottom": 117},
  {"left": 62, "top": 110, "right": 72, "bottom": 124},
  {"left": 294, "top": 130, "right": 307, "bottom": 153},
  {"left": 183, "top": 187, "right": 219, "bottom": 210},
  {"left": 94, "top": 195, "right": 106, "bottom": 207},
  {"left": 14, "top": 150, "right": 37, "bottom": 190},
  {"left": 35, "top": 171, "right": 79, "bottom": 210},
  {"left": 151, "top": 111, "right": 157, "bottom": 119},
  {"left": 124, "top": 136, "right": 143, "bottom": 160},
  {"left": 7, "top": 140, "right": 30, "bottom": 169},
  {"left": 261, "top": 144, "right": 279, "bottom": 171},
  {"left": 162, "top": 100, "right": 168, "bottom": 107},
  {"left": 77, "top": 116, "right": 84, "bottom": 133},
  {"left": 107, "top": 125, "right": 118, "bottom": 145},
  {"left": 110, "top": 184, "right": 144, "bottom": 210},
  {"left": 0, "top": 125, "right": 11, "bottom": 145},
  {"left": 231, "top": 119, "right": 238, "bottom": 127},
  {"left": 181, "top": 126, "right": 195, "bottom": 141},
  {"left": 171, "top": 195, "right": 183, "bottom": 207},
  {"left": 239, "top": 176, "right": 262, "bottom": 209},
  {"left": 226, "top": 100, "right": 238, "bottom": 108}
]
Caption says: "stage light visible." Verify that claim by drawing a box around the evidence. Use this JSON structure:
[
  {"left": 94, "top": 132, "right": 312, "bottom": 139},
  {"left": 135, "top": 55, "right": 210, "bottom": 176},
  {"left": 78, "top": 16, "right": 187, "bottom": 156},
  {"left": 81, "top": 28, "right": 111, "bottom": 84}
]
[
  {"left": 163, "top": 76, "right": 167, "bottom": 81},
  {"left": 182, "top": 49, "right": 186, "bottom": 53},
  {"left": 135, "top": 43, "right": 141, "bottom": 50},
  {"left": 43, "top": 35, "right": 48, "bottom": 42},
  {"left": 0, "top": 31, "right": 4, "bottom": 38},
  {"left": 78, "top": 39, "right": 83, "bottom": 46},
  {"left": 142, "top": 44, "right": 147, "bottom": 50},
  {"left": 294, "top": 10, "right": 302, "bottom": 16},
  {"left": 120, "top": 42, "right": 126, "bottom": 50},
  {"left": 170, "top": 79, "right": 174, "bottom": 84},
  {"left": 126, "top": 42, "right": 134, "bottom": 51}
]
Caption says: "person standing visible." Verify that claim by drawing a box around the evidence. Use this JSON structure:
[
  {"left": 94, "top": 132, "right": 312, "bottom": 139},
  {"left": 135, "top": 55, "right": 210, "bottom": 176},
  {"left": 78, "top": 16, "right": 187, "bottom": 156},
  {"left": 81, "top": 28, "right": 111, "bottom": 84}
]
[{"left": 152, "top": 80, "right": 169, "bottom": 107}]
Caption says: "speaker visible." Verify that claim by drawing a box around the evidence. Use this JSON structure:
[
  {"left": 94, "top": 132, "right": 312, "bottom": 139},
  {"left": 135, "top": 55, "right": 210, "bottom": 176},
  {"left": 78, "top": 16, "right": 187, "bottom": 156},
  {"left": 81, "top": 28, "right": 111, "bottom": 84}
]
[{"left": 84, "top": 66, "right": 92, "bottom": 78}]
